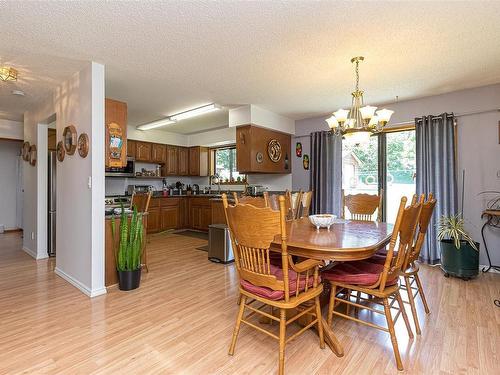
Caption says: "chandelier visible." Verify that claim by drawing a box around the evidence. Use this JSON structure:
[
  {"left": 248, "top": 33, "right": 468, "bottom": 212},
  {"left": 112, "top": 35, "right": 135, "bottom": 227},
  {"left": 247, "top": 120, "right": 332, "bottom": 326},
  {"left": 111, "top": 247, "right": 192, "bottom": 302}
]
[
  {"left": 326, "top": 56, "right": 393, "bottom": 144},
  {"left": 0, "top": 67, "right": 18, "bottom": 82}
]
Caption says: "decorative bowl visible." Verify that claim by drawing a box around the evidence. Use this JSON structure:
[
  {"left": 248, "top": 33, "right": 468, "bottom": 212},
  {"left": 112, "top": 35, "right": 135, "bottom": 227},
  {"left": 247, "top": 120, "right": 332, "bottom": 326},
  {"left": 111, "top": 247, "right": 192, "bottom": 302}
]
[{"left": 309, "top": 214, "right": 337, "bottom": 230}]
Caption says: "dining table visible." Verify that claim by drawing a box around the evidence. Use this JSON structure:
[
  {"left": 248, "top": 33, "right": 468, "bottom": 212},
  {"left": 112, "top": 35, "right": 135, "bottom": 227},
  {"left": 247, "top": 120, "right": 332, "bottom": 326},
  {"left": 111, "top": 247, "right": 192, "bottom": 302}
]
[{"left": 271, "top": 217, "right": 394, "bottom": 357}]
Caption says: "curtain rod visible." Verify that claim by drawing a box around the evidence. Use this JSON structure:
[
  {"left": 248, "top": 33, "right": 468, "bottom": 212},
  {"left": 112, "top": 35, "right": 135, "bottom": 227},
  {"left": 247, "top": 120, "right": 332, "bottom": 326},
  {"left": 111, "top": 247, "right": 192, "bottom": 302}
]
[{"left": 293, "top": 108, "right": 500, "bottom": 138}]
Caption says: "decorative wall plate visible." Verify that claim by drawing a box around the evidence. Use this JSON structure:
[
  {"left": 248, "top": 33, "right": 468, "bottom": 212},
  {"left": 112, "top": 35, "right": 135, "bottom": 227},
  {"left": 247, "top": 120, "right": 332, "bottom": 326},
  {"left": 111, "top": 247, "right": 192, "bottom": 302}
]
[
  {"left": 267, "top": 139, "right": 282, "bottom": 163},
  {"left": 63, "top": 125, "right": 77, "bottom": 155},
  {"left": 296, "top": 142, "right": 302, "bottom": 157},
  {"left": 29, "top": 145, "right": 37, "bottom": 166},
  {"left": 303, "top": 154, "right": 310, "bottom": 170},
  {"left": 22, "top": 142, "right": 30, "bottom": 161},
  {"left": 56, "top": 141, "right": 65, "bottom": 162},
  {"left": 78, "top": 133, "right": 89, "bottom": 158},
  {"left": 256, "top": 152, "right": 264, "bottom": 163}
]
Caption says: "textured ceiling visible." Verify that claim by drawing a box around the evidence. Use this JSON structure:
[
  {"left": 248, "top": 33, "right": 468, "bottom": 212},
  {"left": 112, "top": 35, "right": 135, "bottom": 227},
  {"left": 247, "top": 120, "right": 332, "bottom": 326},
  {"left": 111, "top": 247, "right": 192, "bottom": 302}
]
[{"left": 1, "top": 1, "right": 500, "bottom": 131}]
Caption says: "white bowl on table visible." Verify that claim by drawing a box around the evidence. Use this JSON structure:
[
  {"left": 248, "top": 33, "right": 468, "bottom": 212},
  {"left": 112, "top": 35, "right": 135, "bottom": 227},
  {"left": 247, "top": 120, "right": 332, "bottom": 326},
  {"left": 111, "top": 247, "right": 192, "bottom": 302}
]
[{"left": 309, "top": 214, "right": 337, "bottom": 231}]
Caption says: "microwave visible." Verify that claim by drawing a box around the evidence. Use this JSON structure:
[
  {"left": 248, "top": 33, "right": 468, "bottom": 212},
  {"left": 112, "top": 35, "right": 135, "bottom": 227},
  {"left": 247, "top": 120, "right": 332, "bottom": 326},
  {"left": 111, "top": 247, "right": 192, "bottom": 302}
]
[{"left": 105, "top": 157, "right": 135, "bottom": 177}]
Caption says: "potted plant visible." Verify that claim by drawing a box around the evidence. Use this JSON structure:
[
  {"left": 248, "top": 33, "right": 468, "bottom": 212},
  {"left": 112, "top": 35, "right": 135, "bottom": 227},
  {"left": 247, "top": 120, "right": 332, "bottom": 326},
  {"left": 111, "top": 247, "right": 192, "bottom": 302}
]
[
  {"left": 437, "top": 214, "right": 480, "bottom": 280},
  {"left": 111, "top": 205, "right": 144, "bottom": 291}
]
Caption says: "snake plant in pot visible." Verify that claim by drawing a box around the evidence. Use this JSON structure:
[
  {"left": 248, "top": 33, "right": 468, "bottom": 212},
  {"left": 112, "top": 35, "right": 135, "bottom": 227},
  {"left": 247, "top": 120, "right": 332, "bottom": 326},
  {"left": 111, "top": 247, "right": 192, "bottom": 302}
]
[
  {"left": 111, "top": 204, "right": 144, "bottom": 291},
  {"left": 437, "top": 214, "right": 479, "bottom": 280}
]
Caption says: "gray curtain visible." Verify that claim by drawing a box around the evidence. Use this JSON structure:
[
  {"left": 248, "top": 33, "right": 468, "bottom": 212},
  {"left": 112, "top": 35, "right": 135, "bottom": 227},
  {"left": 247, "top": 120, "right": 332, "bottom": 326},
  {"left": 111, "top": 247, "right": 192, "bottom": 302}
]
[
  {"left": 310, "top": 131, "right": 342, "bottom": 216},
  {"left": 416, "top": 113, "right": 458, "bottom": 264}
]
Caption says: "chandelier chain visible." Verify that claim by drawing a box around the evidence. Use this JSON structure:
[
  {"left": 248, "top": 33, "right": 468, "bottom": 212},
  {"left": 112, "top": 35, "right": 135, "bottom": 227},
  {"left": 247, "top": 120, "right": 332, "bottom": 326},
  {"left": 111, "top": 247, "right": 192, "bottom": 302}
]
[{"left": 355, "top": 59, "right": 360, "bottom": 92}]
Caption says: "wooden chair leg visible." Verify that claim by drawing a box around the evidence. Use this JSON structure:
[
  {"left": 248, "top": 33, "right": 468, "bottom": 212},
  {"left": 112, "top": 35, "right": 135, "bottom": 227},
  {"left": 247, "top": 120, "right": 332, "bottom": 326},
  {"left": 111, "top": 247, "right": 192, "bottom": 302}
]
[
  {"left": 229, "top": 295, "right": 246, "bottom": 356},
  {"left": 396, "top": 290, "right": 414, "bottom": 339},
  {"left": 142, "top": 244, "right": 149, "bottom": 273},
  {"left": 327, "top": 283, "right": 337, "bottom": 326},
  {"left": 383, "top": 297, "right": 404, "bottom": 371},
  {"left": 404, "top": 276, "right": 421, "bottom": 335},
  {"left": 314, "top": 296, "right": 325, "bottom": 349},
  {"left": 414, "top": 273, "right": 430, "bottom": 314},
  {"left": 354, "top": 291, "right": 361, "bottom": 314},
  {"left": 236, "top": 293, "right": 242, "bottom": 306},
  {"left": 345, "top": 289, "right": 351, "bottom": 315},
  {"left": 278, "top": 308, "right": 286, "bottom": 375}
]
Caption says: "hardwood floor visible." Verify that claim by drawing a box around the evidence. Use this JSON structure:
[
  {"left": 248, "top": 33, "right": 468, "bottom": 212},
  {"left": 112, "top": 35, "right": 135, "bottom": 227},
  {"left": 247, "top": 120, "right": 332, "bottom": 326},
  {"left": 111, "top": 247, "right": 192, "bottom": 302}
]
[{"left": 0, "top": 231, "right": 498, "bottom": 374}]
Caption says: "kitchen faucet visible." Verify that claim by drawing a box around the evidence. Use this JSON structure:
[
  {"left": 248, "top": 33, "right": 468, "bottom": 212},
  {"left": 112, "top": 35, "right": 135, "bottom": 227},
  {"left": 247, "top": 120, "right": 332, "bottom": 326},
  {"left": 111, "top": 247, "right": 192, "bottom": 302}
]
[{"left": 210, "top": 173, "right": 221, "bottom": 194}]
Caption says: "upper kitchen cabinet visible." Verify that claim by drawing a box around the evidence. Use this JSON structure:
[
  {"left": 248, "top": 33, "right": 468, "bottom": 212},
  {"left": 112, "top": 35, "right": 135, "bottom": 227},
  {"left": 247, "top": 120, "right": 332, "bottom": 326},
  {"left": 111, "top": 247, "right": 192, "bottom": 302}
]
[
  {"left": 135, "top": 141, "right": 152, "bottom": 161},
  {"left": 189, "top": 146, "right": 209, "bottom": 176},
  {"left": 151, "top": 143, "right": 166, "bottom": 163},
  {"left": 127, "top": 139, "right": 136, "bottom": 158},
  {"left": 178, "top": 146, "right": 189, "bottom": 176},
  {"left": 236, "top": 125, "right": 291, "bottom": 174},
  {"left": 164, "top": 145, "right": 178, "bottom": 175},
  {"left": 105, "top": 98, "right": 127, "bottom": 167}
]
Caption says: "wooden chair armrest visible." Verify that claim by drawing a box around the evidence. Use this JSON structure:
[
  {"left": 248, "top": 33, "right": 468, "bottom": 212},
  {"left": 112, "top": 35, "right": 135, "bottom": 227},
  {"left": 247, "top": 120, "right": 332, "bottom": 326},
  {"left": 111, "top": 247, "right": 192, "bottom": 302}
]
[{"left": 289, "top": 258, "right": 323, "bottom": 273}]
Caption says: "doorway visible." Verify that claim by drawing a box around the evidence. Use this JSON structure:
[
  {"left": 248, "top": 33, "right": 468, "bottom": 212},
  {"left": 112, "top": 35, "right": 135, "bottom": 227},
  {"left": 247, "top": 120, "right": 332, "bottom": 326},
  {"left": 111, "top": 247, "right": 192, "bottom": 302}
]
[{"left": 342, "top": 128, "right": 416, "bottom": 222}]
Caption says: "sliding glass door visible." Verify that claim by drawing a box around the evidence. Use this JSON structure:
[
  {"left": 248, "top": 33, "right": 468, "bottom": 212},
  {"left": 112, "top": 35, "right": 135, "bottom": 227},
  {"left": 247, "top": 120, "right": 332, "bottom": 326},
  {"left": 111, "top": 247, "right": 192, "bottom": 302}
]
[{"left": 342, "top": 128, "right": 416, "bottom": 223}]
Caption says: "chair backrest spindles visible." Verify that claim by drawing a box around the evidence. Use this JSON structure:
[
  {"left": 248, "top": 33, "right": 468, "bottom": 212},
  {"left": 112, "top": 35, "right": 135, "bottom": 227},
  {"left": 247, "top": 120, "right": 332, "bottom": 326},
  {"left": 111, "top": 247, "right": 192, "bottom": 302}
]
[{"left": 342, "top": 189, "right": 383, "bottom": 222}]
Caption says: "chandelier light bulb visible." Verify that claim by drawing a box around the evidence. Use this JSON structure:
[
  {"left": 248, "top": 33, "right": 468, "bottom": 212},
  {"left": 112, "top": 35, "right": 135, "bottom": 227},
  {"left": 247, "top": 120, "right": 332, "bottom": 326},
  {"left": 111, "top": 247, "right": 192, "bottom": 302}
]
[
  {"left": 359, "top": 105, "right": 377, "bottom": 120},
  {"left": 333, "top": 109, "right": 349, "bottom": 123},
  {"left": 325, "top": 115, "right": 339, "bottom": 129},
  {"left": 376, "top": 108, "right": 394, "bottom": 123}
]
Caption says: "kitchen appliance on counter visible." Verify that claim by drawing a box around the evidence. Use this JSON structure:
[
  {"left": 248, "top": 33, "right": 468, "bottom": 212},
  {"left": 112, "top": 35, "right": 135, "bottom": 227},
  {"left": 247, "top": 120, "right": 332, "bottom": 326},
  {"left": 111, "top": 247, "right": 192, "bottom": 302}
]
[
  {"left": 105, "top": 157, "right": 135, "bottom": 177},
  {"left": 126, "top": 184, "right": 154, "bottom": 196},
  {"left": 208, "top": 224, "right": 234, "bottom": 264},
  {"left": 192, "top": 184, "right": 200, "bottom": 194},
  {"left": 48, "top": 151, "right": 57, "bottom": 257},
  {"left": 246, "top": 185, "right": 267, "bottom": 196}
]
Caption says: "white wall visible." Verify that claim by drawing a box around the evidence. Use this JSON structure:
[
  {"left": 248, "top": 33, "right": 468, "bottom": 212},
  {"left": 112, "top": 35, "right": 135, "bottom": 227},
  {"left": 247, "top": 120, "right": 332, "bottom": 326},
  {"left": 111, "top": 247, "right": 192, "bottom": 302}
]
[
  {"left": 293, "top": 83, "right": 500, "bottom": 267},
  {"left": 229, "top": 105, "right": 295, "bottom": 134},
  {"left": 0, "top": 119, "right": 23, "bottom": 140},
  {"left": 128, "top": 125, "right": 188, "bottom": 146},
  {"left": 0, "top": 140, "right": 22, "bottom": 230},
  {"left": 23, "top": 62, "right": 106, "bottom": 297}
]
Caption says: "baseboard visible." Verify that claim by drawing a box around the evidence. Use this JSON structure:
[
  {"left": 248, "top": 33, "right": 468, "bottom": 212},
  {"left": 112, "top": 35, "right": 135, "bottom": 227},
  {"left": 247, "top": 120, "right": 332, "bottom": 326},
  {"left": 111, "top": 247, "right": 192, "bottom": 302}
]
[
  {"left": 22, "top": 246, "right": 37, "bottom": 259},
  {"left": 54, "top": 267, "right": 107, "bottom": 298},
  {"left": 5, "top": 228, "right": 22, "bottom": 233}
]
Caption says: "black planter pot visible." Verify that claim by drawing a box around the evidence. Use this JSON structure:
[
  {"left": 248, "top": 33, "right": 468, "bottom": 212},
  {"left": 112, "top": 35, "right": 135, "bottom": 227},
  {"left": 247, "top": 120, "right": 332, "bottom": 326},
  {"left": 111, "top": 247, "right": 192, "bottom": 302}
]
[
  {"left": 440, "top": 239, "right": 480, "bottom": 280},
  {"left": 118, "top": 268, "right": 142, "bottom": 291}
]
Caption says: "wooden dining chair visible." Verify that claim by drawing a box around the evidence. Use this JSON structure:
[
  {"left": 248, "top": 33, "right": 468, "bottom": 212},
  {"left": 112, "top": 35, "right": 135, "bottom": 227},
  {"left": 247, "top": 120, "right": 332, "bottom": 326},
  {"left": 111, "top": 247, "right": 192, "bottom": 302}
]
[
  {"left": 298, "top": 190, "right": 313, "bottom": 218},
  {"left": 232, "top": 192, "right": 269, "bottom": 208},
  {"left": 222, "top": 193, "right": 325, "bottom": 375},
  {"left": 268, "top": 191, "right": 300, "bottom": 220},
  {"left": 131, "top": 191, "right": 152, "bottom": 272},
  {"left": 322, "top": 196, "right": 422, "bottom": 371},
  {"left": 342, "top": 189, "right": 383, "bottom": 222},
  {"left": 399, "top": 193, "right": 436, "bottom": 334}
]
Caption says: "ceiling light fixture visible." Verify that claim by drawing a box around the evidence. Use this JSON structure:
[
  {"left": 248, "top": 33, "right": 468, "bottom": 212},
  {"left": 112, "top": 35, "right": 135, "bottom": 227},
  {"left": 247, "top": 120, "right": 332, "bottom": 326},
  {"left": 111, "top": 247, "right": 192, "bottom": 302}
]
[
  {"left": 0, "top": 67, "right": 18, "bottom": 82},
  {"left": 12, "top": 90, "right": 25, "bottom": 96},
  {"left": 169, "top": 103, "right": 220, "bottom": 121},
  {"left": 136, "top": 118, "right": 177, "bottom": 131},
  {"left": 137, "top": 103, "right": 221, "bottom": 131},
  {"left": 325, "top": 57, "right": 394, "bottom": 144}
]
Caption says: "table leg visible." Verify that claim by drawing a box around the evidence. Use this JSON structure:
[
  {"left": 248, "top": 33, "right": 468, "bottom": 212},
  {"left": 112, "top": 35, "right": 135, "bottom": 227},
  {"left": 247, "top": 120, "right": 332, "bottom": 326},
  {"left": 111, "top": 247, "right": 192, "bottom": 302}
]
[
  {"left": 320, "top": 317, "right": 344, "bottom": 356},
  {"left": 480, "top": 219, "right": 500, "bottom": 273}
]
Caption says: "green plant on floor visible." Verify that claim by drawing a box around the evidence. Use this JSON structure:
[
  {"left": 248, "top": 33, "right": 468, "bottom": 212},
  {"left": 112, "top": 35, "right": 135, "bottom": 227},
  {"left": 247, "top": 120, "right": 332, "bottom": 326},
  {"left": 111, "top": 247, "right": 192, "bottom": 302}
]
[
  {"left": 111, "top": 204, "right": 144, "bottom": 271},
  {"left": 436, "top": 214, "right": 478, "bottom": 251}
]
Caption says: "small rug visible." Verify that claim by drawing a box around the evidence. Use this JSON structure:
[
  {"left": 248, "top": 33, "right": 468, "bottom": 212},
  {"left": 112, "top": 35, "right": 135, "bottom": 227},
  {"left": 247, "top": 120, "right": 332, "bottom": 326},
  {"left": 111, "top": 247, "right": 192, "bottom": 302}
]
[{"left": 174, "top": 230, "right": 209, "bottom": 241}]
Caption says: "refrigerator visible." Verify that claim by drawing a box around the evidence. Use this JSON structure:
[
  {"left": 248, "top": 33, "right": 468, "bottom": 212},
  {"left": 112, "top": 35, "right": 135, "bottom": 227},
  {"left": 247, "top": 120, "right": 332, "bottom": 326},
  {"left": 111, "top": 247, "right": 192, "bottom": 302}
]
[{"left": 48, "top": 151, "right": 56, "bottom": 257}]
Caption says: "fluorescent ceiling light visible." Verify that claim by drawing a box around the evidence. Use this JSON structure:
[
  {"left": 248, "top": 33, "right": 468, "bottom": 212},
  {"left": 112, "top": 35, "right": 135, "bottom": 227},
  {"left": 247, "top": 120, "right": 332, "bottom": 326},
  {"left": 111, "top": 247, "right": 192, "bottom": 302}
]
[
  {"left": 137, "top": 118, "right": 176, "bottom": 131},
  {"left": 169, "top": 103, "right": 220, "bottom": 121}
]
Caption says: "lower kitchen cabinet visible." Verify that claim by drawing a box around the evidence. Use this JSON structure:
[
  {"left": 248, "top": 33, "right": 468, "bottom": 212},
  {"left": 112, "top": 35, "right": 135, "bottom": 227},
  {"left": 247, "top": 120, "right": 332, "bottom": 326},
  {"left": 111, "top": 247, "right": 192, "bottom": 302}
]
[
  {"left": 147, "top": 207, "right": 161, "bottom": 233},
  {"left": 160, "top": 206, "right": 179, "bottom": 230},
  {"left": 189, "top": 197, "right": 212, "bottom": 231}
]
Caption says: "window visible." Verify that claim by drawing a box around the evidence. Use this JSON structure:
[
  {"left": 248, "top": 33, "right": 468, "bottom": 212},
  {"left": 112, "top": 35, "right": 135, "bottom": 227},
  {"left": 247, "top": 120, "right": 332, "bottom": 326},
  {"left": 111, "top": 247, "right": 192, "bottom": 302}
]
[
  {"left": 211, "top": 146, "right": 246, "bottom": 184},
  {"left": 341, "top": 128, "right": 416, "bottom": 223}
]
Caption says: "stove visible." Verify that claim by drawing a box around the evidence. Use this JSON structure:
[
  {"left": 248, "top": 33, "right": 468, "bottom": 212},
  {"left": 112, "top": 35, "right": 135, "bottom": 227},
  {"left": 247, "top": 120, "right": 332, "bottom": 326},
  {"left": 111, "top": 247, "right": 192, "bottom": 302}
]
[{"left": 105, "top": 196, "right": 131, "bottom": 213}]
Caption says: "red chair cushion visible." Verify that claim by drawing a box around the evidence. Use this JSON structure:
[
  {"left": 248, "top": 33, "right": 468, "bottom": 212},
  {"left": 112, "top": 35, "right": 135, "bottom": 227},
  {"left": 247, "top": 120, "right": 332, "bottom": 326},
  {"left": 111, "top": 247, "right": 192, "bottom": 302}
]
[
  {"left": 240, "top": 264, "right": 319, "bottom": 301},
  {"left": 321, "top": 260, "right": 398, "bottom": 286}
]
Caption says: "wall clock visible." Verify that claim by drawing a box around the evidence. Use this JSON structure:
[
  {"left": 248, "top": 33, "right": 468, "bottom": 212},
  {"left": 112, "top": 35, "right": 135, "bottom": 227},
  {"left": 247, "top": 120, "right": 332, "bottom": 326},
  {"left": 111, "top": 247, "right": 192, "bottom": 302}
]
[
  {"left": 78, "top": 133, "right": 89, "bottom": 158},
  {"left": 56, "top": 141, "right": 65, "bottom": 162},
  {"left": 22, "top": 142, "right": 30, "bottom": 161},
  {"left": 63, "top": 125, "right": 77, "bottom": 155},
  {"left": 267, "top": 139, "right": 282, "bottom": 163},
  {"left": 29, "top": 145, "right": 37, "bottom": 166}
]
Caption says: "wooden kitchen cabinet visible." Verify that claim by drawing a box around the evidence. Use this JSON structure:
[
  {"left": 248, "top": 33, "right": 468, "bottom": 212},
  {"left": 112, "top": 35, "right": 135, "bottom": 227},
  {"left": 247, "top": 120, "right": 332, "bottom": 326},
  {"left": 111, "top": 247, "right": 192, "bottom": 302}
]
[
  {"left": 127, "top": 140, "right": 136, "bottom": 158},
  {"left": 178, "top": 147, "right": 189, "bottom": 176},
  {"left": 189, "top": 146, "right": 209, "bottom": 176},
  {"left": 105, "top": 98, "right": 128, "bottom": 167},
  {"left": 236, "top": 124, "right": 291, "bottom": 174},
  {"left": 151, "top": 143, "right": 166, "bottom": 163},
  {"left": 147, "top": 207, "right": 160, "bottom": 233},
  {"left": 189, "top": 197, "right": 211, "bottom": 231},
  {"left": 211, "top": 200, "right": 226, "bottom": 225},
  {"left": 136, "top": 141, "right": 152, "bottom": 162},
  {"left": 160, "top": 206, "right": 179, "bottom": 230},
  {"left": 164, "top": 145, "right": 178, "bottom": 175}
]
